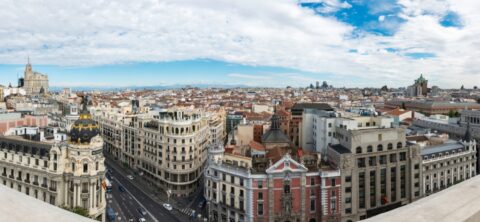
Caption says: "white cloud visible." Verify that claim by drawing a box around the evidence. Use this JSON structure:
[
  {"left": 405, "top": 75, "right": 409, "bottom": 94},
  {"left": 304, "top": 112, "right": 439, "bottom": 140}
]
[
  {"left": 0, "top": 0, "right": 478, "bottom": 88},
  {"left": 379, "top": 15, "right": 386, "bottom": 21}
]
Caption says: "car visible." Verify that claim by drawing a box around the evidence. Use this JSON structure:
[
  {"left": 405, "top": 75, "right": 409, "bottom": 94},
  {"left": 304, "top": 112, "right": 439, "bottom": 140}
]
[
  {"left": 127, "top": 175, "right": 134, "bottom": 180},
  {"left": 137, "top": 207, "right": 147, "bottom": 216},
  {"left": 138, "top": 218, "right": 146, "bottom": 222},
  {"left": 118, "top": 185, "right": 125, "bottom": 192},
  {"left": 162, "top": 203, "right": 173, "bottom": 211},
  {"left": 198, "top": 200, "right": 206, "bottom": 209}
]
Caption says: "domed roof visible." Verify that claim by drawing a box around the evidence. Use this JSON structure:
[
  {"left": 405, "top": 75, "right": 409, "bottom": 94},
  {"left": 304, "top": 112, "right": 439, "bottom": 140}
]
[{"left": 70, "top": 96, "right": 99, "bottom": 144}]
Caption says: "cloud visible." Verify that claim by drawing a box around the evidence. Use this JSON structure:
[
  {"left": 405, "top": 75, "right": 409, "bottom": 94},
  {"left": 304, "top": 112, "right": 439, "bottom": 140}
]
[{"left": 0, "top": 0, "right": 478, "bottom": 88}]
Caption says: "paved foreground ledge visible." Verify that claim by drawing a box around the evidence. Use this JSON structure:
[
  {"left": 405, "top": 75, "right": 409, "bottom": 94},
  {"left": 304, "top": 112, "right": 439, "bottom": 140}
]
[
  {"left": 0, "top": 185, "right": 95, "bottom": 222},
  {"left": 364, "top": 175, "right": 480, "bottom": 222}
]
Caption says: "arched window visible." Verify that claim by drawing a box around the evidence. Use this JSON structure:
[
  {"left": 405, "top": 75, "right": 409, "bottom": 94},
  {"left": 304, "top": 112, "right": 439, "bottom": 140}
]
[
  {"left": 367, "top": 145, "right": 373, "bottom": 152},
  {"left": 397, "top": 142, "right": 403, "bottom": 149},
  {"left": 388, "top": 143, "right": 393, "bottom": 150},
  {"left": 356, "top": 147, "right": 362, "bottom": 154},
  {"left": 83, "top": 163, "right": 88, "bottom": 173},
  {"left": 377, "top": 144, "right": 383, "bottom": 151}
]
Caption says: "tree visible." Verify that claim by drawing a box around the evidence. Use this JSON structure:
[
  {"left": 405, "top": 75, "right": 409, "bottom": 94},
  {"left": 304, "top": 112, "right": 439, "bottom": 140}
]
[
  {"left": 461, "top": 85, "right": 464, "bottom": 90},
  {"left": 381, "top": 85, "right": 388, "bottom": 92},
  {"left": 448, "top": 110, "right": 455, "bottom": 117},
  {"left": 61, "top": 206, "right": 89, "bottom": 218},
  {"left": 309, "top": 83, "right": 314, "bottom": 89},
  {"left": 474, "top": 86, "right": 478, "bottom": 90}
]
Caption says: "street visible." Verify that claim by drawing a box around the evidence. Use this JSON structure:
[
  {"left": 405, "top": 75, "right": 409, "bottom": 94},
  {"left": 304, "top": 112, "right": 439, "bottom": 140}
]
[{"left": 106, "top": 161, "right": 181, "bottom": 222}]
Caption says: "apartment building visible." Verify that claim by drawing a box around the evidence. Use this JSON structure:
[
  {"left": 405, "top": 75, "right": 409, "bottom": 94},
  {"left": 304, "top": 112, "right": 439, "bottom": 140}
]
[
  {"left": 0, "top": 104, "right": 106, "bottom": 220},
  {"left": 95, "top": 103, "right": 224, "bottom": 196},
  {"left": 408, "top": 131, "right": 477, "bottom": 196},
  {"left": 327, "top": 116, "right": 422, "bottom": 221}
]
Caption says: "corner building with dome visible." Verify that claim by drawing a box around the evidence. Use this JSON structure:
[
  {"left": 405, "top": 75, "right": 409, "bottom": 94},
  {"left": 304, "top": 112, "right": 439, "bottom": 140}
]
[{"left": 0, "top": 98, "right": 106, "bottom": 221}]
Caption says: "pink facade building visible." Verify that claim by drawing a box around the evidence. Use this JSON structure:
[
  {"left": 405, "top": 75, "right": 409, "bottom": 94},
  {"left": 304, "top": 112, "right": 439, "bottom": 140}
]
[{"left": 0, "top": 113, "right": 48, "bottom": 134}]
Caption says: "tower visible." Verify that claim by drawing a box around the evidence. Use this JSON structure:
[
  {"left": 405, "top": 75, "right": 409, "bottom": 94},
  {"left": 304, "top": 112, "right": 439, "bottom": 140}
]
[{"left": 66, "top": 95, "right": 106, "bottom": 220}]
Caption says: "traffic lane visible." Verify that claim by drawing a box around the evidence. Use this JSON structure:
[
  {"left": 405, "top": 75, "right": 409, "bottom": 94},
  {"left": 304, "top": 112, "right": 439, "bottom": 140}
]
[
  {"left": 107, "top": 193, "right": 128, "bottom": 222},
  {"left": 110, "top": 176, "right": 155, "bottom": 222},
  {"left": 107, "top": 163, "right": 179, "bottom": 222}
]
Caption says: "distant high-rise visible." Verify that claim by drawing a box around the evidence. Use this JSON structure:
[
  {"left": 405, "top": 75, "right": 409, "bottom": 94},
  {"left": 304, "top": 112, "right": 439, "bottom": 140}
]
[{"left": 23, "top": 59, "right": 49, "bottom": 95}]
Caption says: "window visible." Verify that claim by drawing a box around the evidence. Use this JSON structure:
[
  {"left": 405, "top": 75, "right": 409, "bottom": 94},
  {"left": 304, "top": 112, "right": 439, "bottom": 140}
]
[
  {"left": 258, "top": 181, "right": 263, "bottom": 189},
  {"left": 397, "top": 142, "right": 403, "bottom": 149},
  {"left": 356, "top": 147, "right": 362, "bottom": 154},
  {"left": 258, "top": 203, "right": 263, "bottom": 215},
  {"left": 258, "top": 192, "right": 263, "bottom": 200},
  {"left": 331, "top": 178, "right": 336, "bottom": 186},
  {"left": 345, "top": 176, "right": 351, "bottom": 183},
  {"left": 388, "top": 143, "right": 393, "bottom": 150},
  {"left": 71, "top": 163, "right": 75, "bottom": 171},
  {"left": 367, "top": 146, "right": 373, "bottom": 153},
  {"left": 377, "top": 144, "right": 383, "bottom": 151},
  {"left": 284, "top": 181, "right": 290, "bottom": 194},
  {"left": 310, "top": 199, "right": 315, "bottom": 212},
  {"left": 83, "top": 163, "right": 88, "bottom": 173},
  {"left": 345, "top": 187, "right": 351, "bottom": 193}
]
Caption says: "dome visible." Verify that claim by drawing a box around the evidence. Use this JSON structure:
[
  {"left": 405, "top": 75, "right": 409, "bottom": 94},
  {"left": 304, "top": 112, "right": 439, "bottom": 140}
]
[{"left": 70, "top": 97, "right": 99, "bottom": 144}]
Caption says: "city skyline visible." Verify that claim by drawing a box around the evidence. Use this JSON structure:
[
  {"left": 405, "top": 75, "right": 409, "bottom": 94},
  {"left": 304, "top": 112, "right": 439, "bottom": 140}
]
[{"left": 0, "top": 0, "right": 479, "bottom": 88}]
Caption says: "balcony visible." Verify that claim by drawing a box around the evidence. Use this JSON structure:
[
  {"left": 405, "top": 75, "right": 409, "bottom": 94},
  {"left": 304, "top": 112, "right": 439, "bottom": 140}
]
[
  {"left": 41, "top": 184, "right": 48, "bottom": 189},
  {"left": 24, "top": 179, "right": 30, "bottom": 184},
  {"left": 16, "top": 177, "right": 22, "bottom": 181},
  {"left": 1, "top": 173, "right": 6, "bottom": 177},
  {"left": 49, "top": 187, "right": 57, "bottom": 192},
  {"left": 33, "top": 181, "right": 39, "bottom": 186},
  {"left": 8, "top": 175, "right": 14, "bottom": 179}
]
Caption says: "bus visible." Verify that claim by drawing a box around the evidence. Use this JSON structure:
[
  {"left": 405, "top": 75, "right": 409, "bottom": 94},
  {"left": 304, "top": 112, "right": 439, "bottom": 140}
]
[
  {"left": 107, "top": 207, "right": 116, "bottom": 222},
  {"left": 104, "top": 178, "right": 113, "bottom": 193}
]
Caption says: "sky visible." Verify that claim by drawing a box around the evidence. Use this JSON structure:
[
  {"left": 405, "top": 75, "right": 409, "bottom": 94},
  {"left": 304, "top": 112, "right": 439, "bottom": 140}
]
[{"left": 0, "top": 0, "right": 479, "bottom": 88}]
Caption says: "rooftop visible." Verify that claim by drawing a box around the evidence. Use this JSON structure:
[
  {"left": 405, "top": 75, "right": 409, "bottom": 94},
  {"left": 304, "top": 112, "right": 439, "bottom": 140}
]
[
  {"left": 364, "top": 175, "right": 480, "bottom": 222},
  {"left": 0, "top": 185, "right": 95, "bottom": 222}
]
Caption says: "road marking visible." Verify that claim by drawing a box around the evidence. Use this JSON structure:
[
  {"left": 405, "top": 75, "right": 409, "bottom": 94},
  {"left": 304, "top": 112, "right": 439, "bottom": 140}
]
[{"left": 113, "top": 178, "right": 159, "bottom": 222}]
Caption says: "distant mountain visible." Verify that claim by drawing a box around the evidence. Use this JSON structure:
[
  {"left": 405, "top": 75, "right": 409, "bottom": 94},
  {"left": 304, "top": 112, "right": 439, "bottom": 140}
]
[{"left": 49, "top": 83, "right": 251, "bottom": 92}]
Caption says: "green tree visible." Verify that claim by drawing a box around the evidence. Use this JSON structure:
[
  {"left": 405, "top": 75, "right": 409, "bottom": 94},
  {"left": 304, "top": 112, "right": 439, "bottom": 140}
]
[
  {"left": 448, "top": 110, "right": 455, "bottom": 117},
  {"left": 61, "top": 206, "right": 89, "bottom": 217}
]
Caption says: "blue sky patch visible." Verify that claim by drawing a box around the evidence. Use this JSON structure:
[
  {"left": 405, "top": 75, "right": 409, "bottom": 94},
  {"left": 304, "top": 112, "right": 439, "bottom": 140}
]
[
  {"left": 440, "top": 11, "right": 463, "bottom": 28},
  {"left": 300, "top": 0, "right": 406, "bottom": 36},
  {"left": 404, "top": 52, "right": 436, "bottom": 59}
]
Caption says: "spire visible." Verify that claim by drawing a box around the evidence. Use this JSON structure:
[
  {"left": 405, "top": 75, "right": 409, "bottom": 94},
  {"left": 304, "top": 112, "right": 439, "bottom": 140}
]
[
  {"left": 464, "top": 121, "right": 473, "bottom": 142},
  {"left": 81, "top": 95, "right": 89, "bottom": 113}
]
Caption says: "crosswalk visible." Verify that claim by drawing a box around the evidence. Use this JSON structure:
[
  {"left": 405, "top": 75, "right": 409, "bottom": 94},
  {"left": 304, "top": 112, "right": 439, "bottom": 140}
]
[{"left": 179, "top": 208, "right": 196, "bottom": 217}]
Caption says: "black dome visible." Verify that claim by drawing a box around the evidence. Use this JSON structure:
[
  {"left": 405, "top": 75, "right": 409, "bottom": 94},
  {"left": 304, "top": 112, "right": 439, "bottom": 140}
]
[{"left": 70, "top": 96, "right": 99, "bottom": 144}]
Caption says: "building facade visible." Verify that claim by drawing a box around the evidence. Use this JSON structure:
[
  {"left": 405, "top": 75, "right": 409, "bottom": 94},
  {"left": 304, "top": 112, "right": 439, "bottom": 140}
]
[
  {"left": 327, "top": 117, "right": 422, "bottom": 221},
  {"left": 0, "top": 103, "right": 106, "bottom": 220},
  {"left": 205, "top": 110, "right": 341, "bottom": 222},
  {"left": 420, "top": 140, "right": 477, "bottom": 195},
  {"left": 95, "top": 105, "right": 223, "bottom": 196}
]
